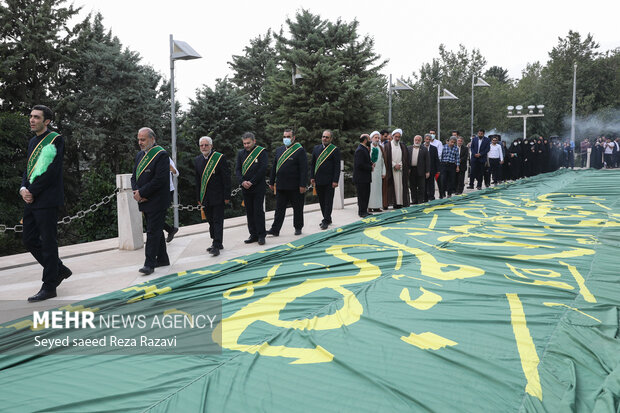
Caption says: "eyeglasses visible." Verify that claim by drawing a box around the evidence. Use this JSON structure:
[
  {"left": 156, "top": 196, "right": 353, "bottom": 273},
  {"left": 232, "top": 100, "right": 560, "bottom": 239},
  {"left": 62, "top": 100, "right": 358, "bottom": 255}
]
[{"left": 322, "top": 136, "right": 330, "bottom": 138}]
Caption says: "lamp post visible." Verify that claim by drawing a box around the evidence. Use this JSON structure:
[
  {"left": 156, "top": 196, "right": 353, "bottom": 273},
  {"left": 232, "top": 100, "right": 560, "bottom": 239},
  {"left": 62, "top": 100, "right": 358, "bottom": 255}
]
[
  {"left": 169, "top": 34, "right": 201, "bottom": 228},
  {"left": 437, "top": 85, "right": 458, "bottom": 141},
  {"left": 506, "top": 104, "right": 544, "bottom": 140},
  {"left": 471, "top": 75, "right": 490, "bottom": 137},
  {"left": 388, "top": 74, "right": 413, "bottom": 127},
  {"left": 570, "top": 62, "right": 577, "bottom": 147}
]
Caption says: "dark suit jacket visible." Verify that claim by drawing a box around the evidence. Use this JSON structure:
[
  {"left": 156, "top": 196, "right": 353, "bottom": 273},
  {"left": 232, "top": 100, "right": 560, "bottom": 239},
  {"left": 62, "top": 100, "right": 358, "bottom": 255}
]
[
  {"left": 131, "top": 148, "right": 171, "bottom": 212},
  {"left": 235, "top": 147, "right": 268, "bottom": 194},
  {"left": 310, "top": 144, "right": 341, "bottom": 186},
  {"left": 194, "top": 152, "right": 231, "bottom": 206},
  {"left": 425, "top": 144, "right": 440, "bottom": 175},
  {"left": 406, "top": 145, "right": 430, "bottom": 176},
  {"left": 21, "top": 129, "right": 65, "bottom": 209},
  {"left": 470, "top": 136, "right": 491, "bottom": 163},
  {"left": 458, "top": 145, "right": 469, "bottom": 169},
  {"left": 353, "top": 144, "right": 372, "bottom": 184},
  {"left": 269, "top": 144, "right": 308, "bottom": 191}
]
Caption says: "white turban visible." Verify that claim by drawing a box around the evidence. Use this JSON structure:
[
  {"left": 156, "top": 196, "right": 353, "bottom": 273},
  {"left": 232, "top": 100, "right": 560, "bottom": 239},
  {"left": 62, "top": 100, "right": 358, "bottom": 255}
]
[
  {"left": 392, "top": 128, "right": 403, "bottom": 136},
  {"left": 370, "top": 131, "right": 381, "bottom": 139}
]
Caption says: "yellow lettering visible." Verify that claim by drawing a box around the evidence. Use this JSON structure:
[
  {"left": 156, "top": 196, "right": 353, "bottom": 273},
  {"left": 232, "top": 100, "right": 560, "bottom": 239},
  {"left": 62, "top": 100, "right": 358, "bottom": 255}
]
[
  {"left": 401, "top": 332, "right": 457, "bottom": 350},
  {"left": 223, "top": 264, "right": 280, "bottom": 300},
  {"left": 558, "top": 261, "right": 596, "bottom": 303},
  {"left": 399, "top": 287, "right": 442, "bottom": 310}
]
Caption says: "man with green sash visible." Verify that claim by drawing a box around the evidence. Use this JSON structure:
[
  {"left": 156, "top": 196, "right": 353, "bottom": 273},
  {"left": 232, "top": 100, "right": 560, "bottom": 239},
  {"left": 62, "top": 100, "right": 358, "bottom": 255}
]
[
  {"left": 131, "top": 127, "right": 171, "bottom": 274},
  {"left": 20, "top": 105, "right": 72, "bottom": 302},
  {"left": 194, "top": 136, "right": 230, "bottom": 256},
  {"left": 310, "top": 129, "right": 341, "bottom": 230},
  {"left": 267, "top": 128, "right": 308, "bottom": 236},
  {"left": 235, "top": 132, "right": 268, "bottom": 245}
]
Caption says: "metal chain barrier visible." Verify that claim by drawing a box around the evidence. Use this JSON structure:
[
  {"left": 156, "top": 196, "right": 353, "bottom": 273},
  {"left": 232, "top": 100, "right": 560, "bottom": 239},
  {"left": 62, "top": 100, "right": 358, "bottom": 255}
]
[{"left": 0, "top": 188, "right": 120, "bottom": 233}]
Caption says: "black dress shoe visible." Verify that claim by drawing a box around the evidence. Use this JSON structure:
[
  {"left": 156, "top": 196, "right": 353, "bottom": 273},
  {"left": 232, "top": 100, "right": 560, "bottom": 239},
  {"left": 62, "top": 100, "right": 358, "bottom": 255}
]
[
  {"left": 244, "top": 237, "right": 258, "bottom": 244},
  {"left": 28, "top": 289, "right": 57, "bottom": 302},
  {"left": 139, "top": 266, "right": 154, "bottom": 275},
  {"left": 294, "top": 229, "right": 302, "bottom": 235},
  {"left": 207, "top": 246, "right": 213, "bottom": 252},
  {"left": 258, "top": 237, "right": 265, "bottom": 245},
  {"left": 320, "top": 222, "right": 328, "bottom": 230},
  {"left": 359, "top": 212, "right": 369, "bottom": 218},
  {"left": 210, "top": 248, "right": 220, "bottom": 256},
  {"left": 467, "top": 185, "right": 474, "bottom": 189},
  {"left": 266, "top": 229, "right": 279, "bottom": 236},
  {"left": 166, "top": 227, "right": 179, "bottom": 243}
]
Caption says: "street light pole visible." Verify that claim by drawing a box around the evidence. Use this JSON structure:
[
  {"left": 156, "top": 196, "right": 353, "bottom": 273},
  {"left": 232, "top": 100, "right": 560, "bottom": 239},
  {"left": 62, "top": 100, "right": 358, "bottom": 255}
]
[
  {"left": 169, "top": 35, "right": 201, "bottom": 228},
  {"left": 507, "top": 105, "right": 544, "bottom": 140},
  {"left": 438, "top": 85, "right": 458, "bottom": 141},
  {"left": 570, "top": 62, "right": 577, "bottom": 147},
  {"left": 388, "top": 75, "right": 413, "bottom": 128},
  {"left": 471, "top": 75, "right": 490, "bottom": 137}
]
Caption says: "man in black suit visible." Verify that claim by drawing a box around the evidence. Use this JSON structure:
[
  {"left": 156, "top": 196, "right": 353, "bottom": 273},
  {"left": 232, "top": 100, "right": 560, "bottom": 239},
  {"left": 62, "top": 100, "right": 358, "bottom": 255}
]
[
  {"left": 310, "top": 129, "right": 341, "bottom": 230},
  {"left": 235, "top": 132, "right": 267, "bottom": 245},
  {"left": 423, "top": 134, "right": 440, "bottom": 202},
  {"left": 20, "top": 105, "right": 72, "bottom": 302},
  {"left": 268, "top": 128, "right": 307, "bottom": 236},
  {"left": 131, "top": 127, "right": 171, "bottom": 274},
  {"left": 455, "top": 135, "right": 469, "bottom": 194},
  {"left": 353, "top": 134, "right": 372, "bottom": 217},
  {"left": 195, "top": 136, "right": 230, "bottom": 256},
  {"left": 468, "top": 129, "right": 491, "bottom": 189},
  {"left": 407, "top": 135, "right": 430, "bottom": 204}
]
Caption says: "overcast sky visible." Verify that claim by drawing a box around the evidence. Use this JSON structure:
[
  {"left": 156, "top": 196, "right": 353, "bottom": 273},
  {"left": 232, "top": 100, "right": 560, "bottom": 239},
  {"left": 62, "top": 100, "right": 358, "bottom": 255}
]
[{"left": 73, "top": 0, "right": 619, "bottom": 109}]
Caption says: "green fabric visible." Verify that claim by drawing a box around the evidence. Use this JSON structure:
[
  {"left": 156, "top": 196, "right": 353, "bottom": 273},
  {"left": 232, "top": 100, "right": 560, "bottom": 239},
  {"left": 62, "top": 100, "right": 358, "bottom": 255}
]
[
  {"left": 371, "top": 146, "right": 379, "bottom": 163},
  {"left": 26, "top": 131, "right": 58, "bottom": 182},
  {"left": 200, "top": 151, "right": 223, "bottom": 202},
  {"left": 1, "top": 169, "right": 619, "bottom": 412},
  {"left": 314, "top": 143, "right": 337, "bottom": 174},
  {"left": 136, "top": 145, "right": 164, "bottom": 180},
  {"left": 241, "top": 146, "right": 264, "bottom": 176},
  {"left": 28, "top": 143, "right": 57, "bottom": 183},
  {"left": 276, "top": 142, "right": 302, "bottom": 174}
]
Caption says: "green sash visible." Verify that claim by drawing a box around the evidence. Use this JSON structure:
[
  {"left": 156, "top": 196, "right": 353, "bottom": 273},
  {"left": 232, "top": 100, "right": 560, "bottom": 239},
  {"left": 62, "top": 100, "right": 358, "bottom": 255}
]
[
  {"left": 276, "top": 142, "right": 302, "bottom": 174},
  {"left": 200, "top": 152, "right": 223, "bottom": 201},
  {"left": 314, "top": 144, "right": 337, "bottom": 174},
  {"left": 27, "top": 132, "right": 59, "bottom": 181},
  {"left": 136, "top": 145, "right": 165, "bottom": 180},
  {"left": 241, "top": 146, "right": 265, "bottom": 176}
]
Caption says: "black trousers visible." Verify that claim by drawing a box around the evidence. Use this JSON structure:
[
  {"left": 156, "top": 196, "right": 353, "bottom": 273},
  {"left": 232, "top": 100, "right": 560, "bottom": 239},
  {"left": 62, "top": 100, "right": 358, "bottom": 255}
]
[
  {"left": 470, "top": 160, "right": 485, "bottom": 188},
  {"left": 439, "top": 162, "right": 456, "bottom": 197},
  {"left": 143, "top": 208, "right": 169, "bottom": 268},
  {"left": 409, "top": 167, "right": 425, "bottom": 204},
  {"left": 243, "top": 189, "right": 266, "bottom": 239},
  {"left": 456, "top": 166, "right": 466, "bottom": 194},
  {"left": 316, "top": 184, "right": 334, "bottom": 224},
  {"left": 355, "top": 182, "right": 370, "bottom": 215},
  {"left": 581, "top": 152, "right": 588, "bottom": 168},
  {"left": 206, "top": 203, "right": 225, "bottom": 249},
  {"left": 271, "top": 189, "right": 304, "bottom": 233},
  {"left": 489, "top": 158, "right": 501, "bottom": 183},
  {"left": 424, "top": 175, "right": 435, "bottom": 201},
  {"left": 22, "top": 207, "right": 66, "bottom": 291}
]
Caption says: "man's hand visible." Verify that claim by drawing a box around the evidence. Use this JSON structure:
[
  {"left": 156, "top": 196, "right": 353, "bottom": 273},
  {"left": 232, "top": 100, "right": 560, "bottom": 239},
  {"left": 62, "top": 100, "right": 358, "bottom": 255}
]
[
  {"left": 225, "top": 199, "right": 230, "bottom": 205},
  {"left": 500, "top": 160, "right": 504, "bottom": 165},
  {"left": 310, "top": 179, "right": 315, "bottom": 187},
  {"left": 332, "top": 182, "right": 338, "bottom": 188},
  {"left": 133, "top": 190, "right": 142, "bottom": 202},
  {"left": 242, "top": 180, "right": 252, "bottom": 189},
  {"left": 20, "top": 188, "right": 33, "bottom": 204},
  {"left": 456, "top": 166, "right": 460, "bottom": 172},
  {"left": 269, "top": 185, "right": 274, "bottom": 192},
  {"left": 299, "top": 186, "right": 306, "bottom": 194},
  {"left": 474, "top": 153, "right": 481, "bottom": 158},
  {"left": 394, "top": 164, "right": 401, "bottom": 171},
  {"left": 382, "top": 174, "right": 386, "bottom": 179},
  {"left": 425, "top": 172, "right": 430, "bottom": 179}
]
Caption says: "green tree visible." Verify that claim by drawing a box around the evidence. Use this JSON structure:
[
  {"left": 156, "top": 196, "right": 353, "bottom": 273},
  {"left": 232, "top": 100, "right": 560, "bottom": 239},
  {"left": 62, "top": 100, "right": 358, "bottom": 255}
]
[{"left": 0, "top": 0, "right": 80, "bottom": 111}]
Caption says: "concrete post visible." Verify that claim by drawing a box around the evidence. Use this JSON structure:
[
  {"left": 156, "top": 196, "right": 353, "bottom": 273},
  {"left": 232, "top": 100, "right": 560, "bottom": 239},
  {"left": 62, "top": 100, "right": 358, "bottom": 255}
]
[
  {"left": 116, "top": 174, "right": 144, "bottom": 250},
  {"left": 334, "top": 160, "right": 345, "bottom": 209},
  {"left": 586, "top": 148, "right": 591, "bottom": 169}
]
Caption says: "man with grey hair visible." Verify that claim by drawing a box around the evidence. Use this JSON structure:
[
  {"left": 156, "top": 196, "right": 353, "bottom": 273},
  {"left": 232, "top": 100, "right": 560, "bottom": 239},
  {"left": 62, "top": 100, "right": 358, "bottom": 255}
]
[
  {"left": 131, "top": 127, "right": 171, "bottom": 275},
  {"left": 235, "top": 132, "right": 267, "bottom": 245},
  {"left": 194, "top": 136, "right": 230, "bottom": 256},
  {"left": 407, "top": 135, "right": 430, "bottom": 204}
]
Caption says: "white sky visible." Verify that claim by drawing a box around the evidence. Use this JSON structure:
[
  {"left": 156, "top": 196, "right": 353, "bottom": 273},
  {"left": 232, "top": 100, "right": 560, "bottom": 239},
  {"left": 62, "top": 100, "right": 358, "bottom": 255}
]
[{"left": 73, "top": 0, "right": 619, "bottom": 109}]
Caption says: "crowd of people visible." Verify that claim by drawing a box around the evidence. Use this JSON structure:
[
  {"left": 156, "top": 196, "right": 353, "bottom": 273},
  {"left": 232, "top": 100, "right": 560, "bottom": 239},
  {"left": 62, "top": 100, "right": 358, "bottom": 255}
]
[{"left": 17, "top": 103, "right": 619, "bottom": 302}]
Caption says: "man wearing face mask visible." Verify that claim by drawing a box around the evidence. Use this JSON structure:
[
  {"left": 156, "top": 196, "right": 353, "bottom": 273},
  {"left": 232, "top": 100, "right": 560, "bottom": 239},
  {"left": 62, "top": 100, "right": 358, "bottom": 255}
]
[
  {"left": 268, "top": 128, "right": 308, "bottom": 236},
  {"left": 310, "top": 129, "right": 341, "bottom": 230},
  {"left": 429, "top": 128, "right": 443, "bottom": 158}
]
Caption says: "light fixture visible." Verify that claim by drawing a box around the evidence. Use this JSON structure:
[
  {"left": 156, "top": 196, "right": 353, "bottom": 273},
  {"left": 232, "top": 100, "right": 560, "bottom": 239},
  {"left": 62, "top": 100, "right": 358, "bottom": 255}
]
[{"left": 528, "top": 105, "right": 535, "bottom": 114}]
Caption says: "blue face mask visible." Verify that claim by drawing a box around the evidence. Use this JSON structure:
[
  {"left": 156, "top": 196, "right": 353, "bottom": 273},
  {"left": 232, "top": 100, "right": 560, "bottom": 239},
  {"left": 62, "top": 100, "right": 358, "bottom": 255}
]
[
  {"left": 283, "top": 138, "right": 292, "bottom": 146},
  {"left": 430, "top": 134, "right": 436, "bottom": 140}
]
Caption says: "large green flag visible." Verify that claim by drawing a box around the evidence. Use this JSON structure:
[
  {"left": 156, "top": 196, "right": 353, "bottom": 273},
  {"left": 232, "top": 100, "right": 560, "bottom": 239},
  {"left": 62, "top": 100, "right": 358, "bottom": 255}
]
[{"left": 1, "top": 169, "right": 619, "bottom": 412}]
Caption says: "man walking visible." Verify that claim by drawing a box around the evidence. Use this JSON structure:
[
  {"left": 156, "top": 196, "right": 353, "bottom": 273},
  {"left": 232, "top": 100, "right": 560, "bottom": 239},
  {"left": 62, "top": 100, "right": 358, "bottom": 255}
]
[
  {"left": 20, "top": 105, "right": 72, "bottom": 302},
  {"left": 194, "top": 136, "right": 230, "bottom": 257},
  {"left": 268, "top": 128, "right": 307, "bottom": 236},
  {"left": 408, "top": 135, "right": 430, "bottom": 204},
  {"left": 235, "top": 132, "right": 267, "bottom": 245},
  {"left": 131, "top": 127, "right": 171, "bottom": 274},
  {"left": 353, "top": 134, "right": 372, "bottom": 217},
  {"left": 310, "top": 129, "right": 341, "bottom": 230}
]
